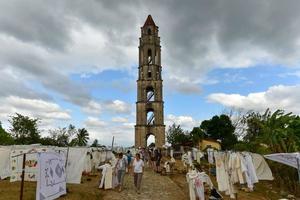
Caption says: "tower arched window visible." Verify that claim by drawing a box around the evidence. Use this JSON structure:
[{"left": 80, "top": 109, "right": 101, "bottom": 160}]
[
  {"left": 146, "top": 109, "right": 155, "bottom": 125},
  {"left": 147, "top": 49, "right": 152, "bottom": 64},
  {"left": 148, "top": 28, "right": 151, "bottom": 35},
  {"left": 146, "top": 86, "right": 155, "bottom": 102}
]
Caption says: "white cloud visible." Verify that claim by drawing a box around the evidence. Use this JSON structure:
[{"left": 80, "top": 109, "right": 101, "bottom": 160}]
[
  {"left": 0, "top": 96, "right": 71, "bottom": 134},
  {"left": 81, "top": 100, "right": 102, "bottom": 115},
  {"left": 165, "top": 114, "right": 200, "bottom": 131},
  {"left": 83, "top": 116, "right": 134, "bottom": 147},
  {"left": 84, "top": 117, "right": 107, "bottom": 128},
  {"left": 0, "top": 96, "right": 71, "bottom": 120},
  {"left": 279, "top": 70, "right": 300, "bottom": 78},
  {"left": 104, "top": 100, "right": 132, "bottom": 114},
  {"left": 111, "top": 117, "right": 128, "bottom": 123},
  {"left": 207, "top": 85, "right": 300, "bottom": 114}
]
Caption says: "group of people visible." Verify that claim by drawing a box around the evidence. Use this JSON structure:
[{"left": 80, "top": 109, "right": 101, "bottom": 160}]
[
  {"left": 137, "top": 147, "right": 163, "bottom": 173},
  {"left": 97, "top": 151, "right": 145, "bottom": 194},
  {"left": 97, "top": 147, "right": 171, "bottom": 194}
]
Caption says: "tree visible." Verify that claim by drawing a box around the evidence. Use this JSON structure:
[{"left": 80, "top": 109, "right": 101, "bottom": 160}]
[
  {"left": 200, "top": 114, "right": 237, "bottom": 150},
  {"left": 222, "top": 108, "right": 249, "bottom": 139},
  {"left": 47, "top": 124, "right": 78, "bottom": 147},
  {"left": 190, "top": 127, "right": 204, "bottom": 145},
  {"left": 243, "top": 109, "right": 300, "bottom": 153},
  {"left": 241, "top": 109, "right": 300, "bottom": 195},
  {"left": 9, "top": 113, "right": 41, "bottom": 144},
  {"left": 75, "top": 128, "right": 89, "bottom": 146},
  {"left": 39, "top": 136, "right": 57, "bottom": 146},
  {"left": 67, "top": 124, "right": 77, "bottom": 138},
  {"left": 0, "top": 121, "right": 14, "bottom": 145},
  {"left": 166, "top": 123, "right": 191, "bottom": 146},
  {"left": 48, "top": 127, "right": 69, "bottom": 147},
  {"left": 91, "top": 139, "right": 99, "bottom": 147}
]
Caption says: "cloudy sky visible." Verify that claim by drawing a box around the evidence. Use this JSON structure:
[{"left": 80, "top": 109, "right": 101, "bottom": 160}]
[{"left": 1, "top": 0, "right": 300, "bottom": 146}]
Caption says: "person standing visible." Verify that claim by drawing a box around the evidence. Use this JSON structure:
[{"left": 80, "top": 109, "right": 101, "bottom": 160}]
[
  {"left": 126, "top": 150, "right": 132, "bottom": 172},
  {"left": 155, "top": 148, "right": 162, "bottom": 173},
  {"left": 115, "top": 152, "right": 128, "bottom": 192},
  {"left": 132, "top": 153, "right": 144, "bottom": 194}
]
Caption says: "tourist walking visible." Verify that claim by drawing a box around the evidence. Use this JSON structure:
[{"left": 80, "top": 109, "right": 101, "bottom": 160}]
[
  {"left": 132, "top": 153, "right": 144, "bottom": 194},
  {"left": 126, "top": 150, "right": 132, "bottom": 172},
  {"left": 144, "top": 148, "right": 150, "bottom": 166},
  {"left": 115, "top": 152, "right": 128, "bottom": 192},
  {"left": 155, "top": 148, "right": 162, "bottom": 173}
]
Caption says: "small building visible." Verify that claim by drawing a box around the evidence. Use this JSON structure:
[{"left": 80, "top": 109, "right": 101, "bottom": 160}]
[{"left": 199, "top": 139, "right": 221, "bottom": 151}]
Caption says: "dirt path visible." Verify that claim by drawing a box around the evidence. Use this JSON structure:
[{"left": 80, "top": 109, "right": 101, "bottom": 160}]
[{"left": 101, "top": 168, "right": 188, "bottom": 200}]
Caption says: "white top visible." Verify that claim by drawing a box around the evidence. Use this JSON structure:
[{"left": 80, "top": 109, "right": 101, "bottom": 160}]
[{"left": 133, "top": 159, "right": 144, "bottom": 173}]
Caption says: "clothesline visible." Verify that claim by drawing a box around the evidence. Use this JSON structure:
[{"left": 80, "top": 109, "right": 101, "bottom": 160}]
[
  {"left": 185, "top": 148, "right": 274, "bottom": 200},
  {"left": 264, "top": 152, "right": 300, "bottom": 182}
]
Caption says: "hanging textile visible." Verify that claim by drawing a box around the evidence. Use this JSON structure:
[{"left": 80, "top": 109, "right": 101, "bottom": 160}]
[
  {"left": 264, "top": 152, "right": 300, "bottom": 181},
  {"left": 196, "top": 151, "right": 204, "bottom": 164},
  {"left": 264, "top": 153, "right": 300, "bottom": 169},
  {"left": 0, "top": 147, "right": 11, "bottom": 179},
  {"left": 36, "top": 152, "right": 66, "bottom": 200},
  {"left": 186, "top": 170, "right": 213, "bottom": 200},
  {"left": 65, "top": 147, "right": 88, "bottom": 184},
  {"left": 251, "top": 153, "right": 273, "bottom": 180},
  {"left": 10, "top": 147, "right": 53, "bottom": 182},
  {"left": 207, "top": 148, "right": 214, "bottom": 164}
]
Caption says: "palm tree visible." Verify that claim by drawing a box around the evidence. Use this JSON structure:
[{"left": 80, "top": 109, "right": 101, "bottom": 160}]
[{"left": 76, "top": 128, "right": 89, "bottom": 146}]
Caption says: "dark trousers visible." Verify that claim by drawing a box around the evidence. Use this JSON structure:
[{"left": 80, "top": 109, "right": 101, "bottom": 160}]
[
  {"left": 134, "top": 173, "right": 143, "bottom": 190},
  {"left": 117, "top": 170, "right": 125, "bottom": 186}
]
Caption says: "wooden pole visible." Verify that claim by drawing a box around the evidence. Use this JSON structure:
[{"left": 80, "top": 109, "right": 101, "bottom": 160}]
[
  {"left": 297, "top": 157, "right": 300, "bottom": 183},
  {"left": 64, "top": 147, "right": 70, "bottom": 193},
  {"left": 20, "top": 153, "right": 26, "bottom": 200}
]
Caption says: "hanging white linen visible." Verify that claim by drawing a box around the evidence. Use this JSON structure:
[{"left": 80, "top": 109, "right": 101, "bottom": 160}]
[
  {"left": 207, "top": 148, "right": 214, "bottom": 164},
  {"left": 196, "top": 151, "right": 204, "bottom": 164},
  {"left": 251, "top": 153, "right": 273, "bottom": 180},
  {"left": 182, "top": 153, "right": 189, "bottom": 167},
  {"left": 84, "top": 153, "right": 92, "bottom": 173},
  {"left": 97, "top": 163, "right": 113, "bottom": 189},
  {"left": 188, "top": 151, "right": 193, "bottom": 166},
  {"left": 65, "top": 147, "right": 88, "bottom": 184},
  {"left": 242, "top": 152, "right": 258, "bottom": 190},
  {"left": 264, "top": 153, "right": 300, "bottom": 169},
  {"left": 10, "top": 147, "right": 53, "bottom": 182},
  {"left": 186, "top": 170, "right": 214, "bottom": 200},
  {"left": 214, "top": 151, "right": 230, "bottom": 192},
  {"left": 36, "top": 152, "right": 66, "bottom": 200},
  {"left": 264, "top": 152, "right": 300, "bottom": 181},
  {"left": 0, "top": 147, "right": 11, "bottom": 179}
]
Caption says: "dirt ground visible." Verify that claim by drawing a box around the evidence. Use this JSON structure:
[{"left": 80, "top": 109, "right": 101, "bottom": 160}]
[
  {"left": 0, "top": 164, "right": 296, "bottom": 200},
  {"left": 169, "top": 172, "right": 285, "bottom": 200},
  {"left": 0, "top": 175, "right": 103, "bottom": 200}
]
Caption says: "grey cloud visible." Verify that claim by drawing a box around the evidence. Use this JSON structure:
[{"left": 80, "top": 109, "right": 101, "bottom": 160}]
[
  {"left": 0, "top": 1, "right": 72, "bottom": 51},
  {"left": 1, "top": 0, "right": 300, "bottom": 99},
  {"left": 146, "top": 0, "right": 300, "bottom": 81},
  {"left": 0, "top": 37, "right": 91, "bottom": 106},
  {"left": 0, "top": 69, "right": 51, "bottom": 100},
  {"left": 2, "top": 0, "right": 300, "bottom": 69}
]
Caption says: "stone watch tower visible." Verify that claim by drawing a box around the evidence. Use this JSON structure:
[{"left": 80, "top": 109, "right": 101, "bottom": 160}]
[{"left": 135, "top": 15, "right": 165, "bottom": 148}]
